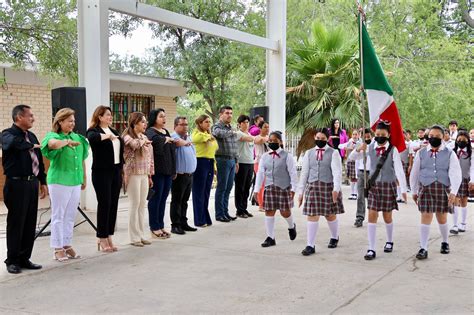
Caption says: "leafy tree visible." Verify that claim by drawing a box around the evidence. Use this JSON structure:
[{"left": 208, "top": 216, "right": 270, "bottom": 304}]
[{"left": 0, "top": 0, "right": 77, "bottom": 84}]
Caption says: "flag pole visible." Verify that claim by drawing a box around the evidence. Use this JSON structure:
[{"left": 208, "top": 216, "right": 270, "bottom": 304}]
[{"left": 357, "top": 2, "right": 368, "bottom": 192}]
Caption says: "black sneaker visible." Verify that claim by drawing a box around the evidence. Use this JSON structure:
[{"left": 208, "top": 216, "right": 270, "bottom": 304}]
[
  {"left": 354, "top": 218, "right": 363, "bottom": 228},
  {"left": 301, "top": 246, "right": 316, "bottom": 256},
  {"left": 384, "top": 242, "right": 394, "bottom": 253},
  {"left": 416, "top": 248, "right": 428, "bottom": 260},
  {"left": 261, "top": 237, "right": 276, "bottom": 247},
  {"left": 364, "top": 250, "right": 376, "bottom": 260},
  {"left": 288, "top": 223, "right": 297, "bottom": 241},
  {"left": 328, "top": 238, "right": 339, "bottom": 248},
  {"left": 440, "top": 242, "right": 450, "bottom": 254}
]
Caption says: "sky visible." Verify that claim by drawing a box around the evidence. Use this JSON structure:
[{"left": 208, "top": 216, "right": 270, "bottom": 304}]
[{"left": 109, "top": 24, "right": 155, "bottom": 58}]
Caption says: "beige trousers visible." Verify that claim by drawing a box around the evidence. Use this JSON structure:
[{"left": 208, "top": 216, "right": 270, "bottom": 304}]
[{"left": 127, "top": 175, "right": 148, "bottom": 243}]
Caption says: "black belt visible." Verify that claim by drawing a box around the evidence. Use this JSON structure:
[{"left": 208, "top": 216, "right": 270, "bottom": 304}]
[
  {"left": 9, "top": 175, "right": 37, "bottom": 181},
  {"left": 177, "top": 173, "right": 193, "bottom": 176},
  {"left": 357, "top": 170, "right": 370, "bottom": 173}
]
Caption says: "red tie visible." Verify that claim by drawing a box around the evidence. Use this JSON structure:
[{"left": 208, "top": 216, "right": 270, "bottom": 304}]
[
  {"left": 25, "top": 132, "right": 39, "bottom": 176},
  {"left": 270, "top": 151, "right": 280, "bottom": 159},
  {"left": 316, "top": 149, "right": 325, "bottom": 161},
  {"left": 375, "top": 146, "right": 386, "bottom": 157},
  {"left": 457, "top": 149, "right": 467, "bottom": 158},
  {"left": 430, "top": 149, "right": 438, "bottom": 158}
]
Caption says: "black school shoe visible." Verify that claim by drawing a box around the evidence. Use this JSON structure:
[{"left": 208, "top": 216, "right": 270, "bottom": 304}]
[
  {"left": 364, "top": 250, "right": 376, "bottom": 260},
  {"left": 244, "top": 210, "right": 254, "bottom": 218},
  {"left": 6, "top": 264, "right": 21, "bottom": 274},
  {"left": 225, "top": 214, "right": 237, "bottom": 221},
  {"left": 354, "top": 218, "right": 363, "bottom": 228},
  {"left": 301, "top": 246, "right": 316, "bottom": 256},
  {"left": 416, "top": 248, "right": 428, "bottom": 260},
  {"left": 236, "top": 212, "right": 248, "bottom": 218},
  {"left": 328, "top": 238, "right": 339, "bottom": 248},
  {"left": 440, "top": 242, "right": 450, "bottom": 254},
  {"left": 384, "top": 242, "right": 394, "bottom": 253},
  {"left": 261, "top": 237, "right": 276, "bottom": 247},
  {"left": 288, "top": 224, "right": 297, "bottom": 241}
]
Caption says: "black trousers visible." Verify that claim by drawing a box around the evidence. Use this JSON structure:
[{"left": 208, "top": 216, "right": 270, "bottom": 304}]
[
  {"left": 170, "top": 174, "right": 193, "bottom": 228},
  {"left": 234, "top": 163, "right": 254, "bottom": 214},
  {"left": 4, "top": 178, "right": 39, "bottom": 266},
  {"left": 92, "top": 166, "right": 122, "bottom": 238}
]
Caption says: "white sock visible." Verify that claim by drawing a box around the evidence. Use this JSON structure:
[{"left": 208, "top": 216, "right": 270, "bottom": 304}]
[
  {"left": 327, "top": 219, "right": 339, "bottom": 239},
  {"left": 438, "top": 223, "right": 449, "bottom": 243},
  {"left": 461, "top": 207, "right": 467, "bottom": 225},
  {"left": 420, "top": 224, "right": 430, "bottom": 250},
  {"left": 367, "top": 223, "right": 377, "bottom": 251},
  {"left": 265, "top": 216, "right": 275, "bottom": 239},
  {"left": 397, "top": 186, "right": 402, "bottom": 199},
  {"left": 351, "top": 182, "right": 357, "bottom": 195},
  {"left": 307, "top": 221, "right": 319, "bottom": 247},
  {"left": 284, "top": 215, "right": 295, "bottom": 229},
  {"left": 452, "top": 207, "right": 459, "bottom": 226},
  {"left": 385, "top": 222, "right": 393, "bottom": 243}
]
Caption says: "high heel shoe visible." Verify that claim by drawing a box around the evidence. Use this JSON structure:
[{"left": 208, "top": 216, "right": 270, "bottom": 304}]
[
  {"left": 64, "top": 246, "right": 82, "bottom": 259},
  {"left": 97, "top": 239, "right": 113, "bottom": 253},
  {"left": 107, "top": 237, "right": 118, "bottom": 252},
  {"left": 53, "top": 249, "right": 68, "bottom": 262}
]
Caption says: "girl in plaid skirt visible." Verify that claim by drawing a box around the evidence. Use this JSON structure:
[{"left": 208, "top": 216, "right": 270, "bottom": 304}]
[
  {"left": 410, "top": 125, "right": 462, "bottom": 260},
  {"left": 450, "top": 131, "right": 473, "bottom": 234},
  {"left": 298, "top": 128, "right": 344, "bottom": 256},
  {"left": 338, "top": 129, "right": 360, "bottom": 200},
  {"left": 352, "top": 121, "right": 407, "bottom": 260},
  {"left": 254, "top": 131, "right": 298, "bottom": 248}
]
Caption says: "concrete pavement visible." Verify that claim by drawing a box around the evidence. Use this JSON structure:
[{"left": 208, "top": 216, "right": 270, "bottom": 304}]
[{"left": 0, "top": 185, "right": 473, "bottom": 314}]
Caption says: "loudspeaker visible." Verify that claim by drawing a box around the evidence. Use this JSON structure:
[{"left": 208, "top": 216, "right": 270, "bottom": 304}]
[
  {"left": 250, "top": 106, "right": 269, "bottom": 122},
  {"left": 51, "top": 87, "right": 87, "bottom": 135}
]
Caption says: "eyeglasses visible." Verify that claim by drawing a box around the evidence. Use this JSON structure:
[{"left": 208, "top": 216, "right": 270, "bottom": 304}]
[{"left": 178, "top": 123, "right": 189, "bottom": 126}]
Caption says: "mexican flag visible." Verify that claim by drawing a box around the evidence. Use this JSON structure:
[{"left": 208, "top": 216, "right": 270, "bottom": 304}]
[{"left": 360, "top": 19, "right": 406, "bottom": 153}]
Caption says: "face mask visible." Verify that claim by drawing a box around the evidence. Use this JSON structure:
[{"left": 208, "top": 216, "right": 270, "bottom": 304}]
[
  {"left": 457, "top": 141, "right": 468, "bottom": 149},
  {"left": 374, "top": 136, "right": 388, "bottom": 145},
  {"left": 428, "top": 137, "right": 442, "bottom": 148},
  {"left": 315, "top": 140, "right": 327, "bottom": 148},
  {"left": 268, "top": 142, "right": 280, "bottom": 151},
  {"left": 365, "top": 139, "right": 372, "bottom": 145}
]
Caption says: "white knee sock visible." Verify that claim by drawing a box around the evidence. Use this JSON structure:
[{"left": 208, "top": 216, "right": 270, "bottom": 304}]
[
  {"left": 452, "top": 207, "right": 460, "bottom": 226},
  {"left": 368, "top": 223, "right": 377, "bottom": 251},
  {"left": 327, "top": 219, "right": 339, "bottom": 239},
  {"left": 265, "top": 216, "right": 275, "bottom": 239},
  {"left": 438, "top": 223, "right": 449, "bottom": 243},
  {"left": 420, "top": 224, "right": 430, "bottom": 250},
  {"left": 461, "top": 207, "right": 467, "bottom": 225},
  {"left": 385, "top": 222, "right": 393, "bottom": 243},
  {"left": 284, "top": 214, "right": 295, "bottom": 229},
  {"left": 307, "top": 221, "right": 319, "bottom": 247},
  {"left": 351, "top": 182, "right": 357, "bottom": 195},
  {"left": 397, "top": 186, "right": 402, "bottom": 199}
]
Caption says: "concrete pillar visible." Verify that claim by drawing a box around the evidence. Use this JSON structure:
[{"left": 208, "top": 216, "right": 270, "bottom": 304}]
[
  {"left": 77, "top": 0, "right": 110, "bottom": 210},
  {"left": 266, "top": 0, "right": 287, "bottom": 137}
]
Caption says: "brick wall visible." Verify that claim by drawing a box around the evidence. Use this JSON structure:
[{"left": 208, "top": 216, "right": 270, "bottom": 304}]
[{"left": 155, "top": 96, "right": 178, "bottom": 124}]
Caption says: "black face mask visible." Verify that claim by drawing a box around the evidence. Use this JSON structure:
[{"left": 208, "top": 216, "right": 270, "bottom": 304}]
[
  {"left": 428, "top": 137, "right": 442, "bottom": 148},
  {"left": 457, "top": 141, "right": 468, "bottom": 149},
  {"left": 374, "top": 136, "right": 388, "bottom": 145},
  {"left": 315, "top": 140, "right": 327, "bottom": 148},
  {"left": 268, "top": 142, "right": 280, "bottom": 151},
  {"left": 365, "top": 139, "right": 372, "bottom": 145}
]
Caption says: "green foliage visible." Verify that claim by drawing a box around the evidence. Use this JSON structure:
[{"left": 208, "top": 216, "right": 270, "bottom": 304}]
[
  {"left": 286, "top": 21, "right": 361, "bottom": 133},
  {"left": 0, "top": 0, "right": 77, "bottom": 84}
]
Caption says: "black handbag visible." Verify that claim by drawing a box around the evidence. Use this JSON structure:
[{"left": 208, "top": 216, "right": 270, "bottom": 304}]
[{"left": 364, "top": 144, "right": 393, "bottom": 198}]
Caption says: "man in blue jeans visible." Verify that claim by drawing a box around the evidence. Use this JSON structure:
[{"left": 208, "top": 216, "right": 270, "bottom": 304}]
[{"left": 212, "top": 106, "right": 239, "bottom": 222}]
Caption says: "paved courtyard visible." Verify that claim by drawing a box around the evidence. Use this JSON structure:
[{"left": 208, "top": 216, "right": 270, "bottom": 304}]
[{"left": 0, "top": 185, "right": 473, "bottom": 314}]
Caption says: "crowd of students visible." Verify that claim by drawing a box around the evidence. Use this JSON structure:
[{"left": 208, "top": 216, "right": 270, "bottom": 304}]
[{"left": 2, "top": 103, "right": 472, "bottom": 274}]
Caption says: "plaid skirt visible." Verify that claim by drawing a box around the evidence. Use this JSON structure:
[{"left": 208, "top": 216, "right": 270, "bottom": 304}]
[
  {"left": 346, "top": 160, "right": 357, "bottom": 180},
  {"left": 263, "top": 185, "right": 293, "bottom": 211},
  {"left": 303, "top": 181, "right": 344, "bottom": 216},
  {"left": 367, "top": 181, "right": 399, "bottom": 212},
  {"left": 418, "top": 182, "right": 453, "bottom": 214},
  {"left": 456, "top": 178, "right": 470, "bottom": 198}
]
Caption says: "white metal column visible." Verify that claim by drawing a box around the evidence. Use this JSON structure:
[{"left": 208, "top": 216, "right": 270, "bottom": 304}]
[
  {"left": 78, "top": 0, "right": 110, "bottom": 210},
  {"left": 266, "top": 0, "right": 287, "bottom": 136}
]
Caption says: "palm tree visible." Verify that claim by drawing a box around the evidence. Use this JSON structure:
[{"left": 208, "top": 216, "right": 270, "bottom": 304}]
[{"left": 286, "top": 22, "right": 362, "bottom": 135}]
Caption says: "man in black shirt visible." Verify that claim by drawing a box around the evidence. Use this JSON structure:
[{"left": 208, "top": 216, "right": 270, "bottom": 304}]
[{"left": 2, "top": 105, "right": 48, "bottom": 274}]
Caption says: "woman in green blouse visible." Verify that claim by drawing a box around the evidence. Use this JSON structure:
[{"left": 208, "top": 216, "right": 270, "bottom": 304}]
[{"left": 41, "top": 108, "right": 89, "bottom": 262}]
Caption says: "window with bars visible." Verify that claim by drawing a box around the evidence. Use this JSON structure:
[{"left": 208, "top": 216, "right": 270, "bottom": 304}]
[{"left": 109, "top": 92, "right": 155, "bottom": 134}]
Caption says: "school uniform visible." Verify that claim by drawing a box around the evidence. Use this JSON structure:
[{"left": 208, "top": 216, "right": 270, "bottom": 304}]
[
  {"left": 451, "top": 146, "right": 473, "bottom": 233},
  {"left": 298, "top": 145, "right": 344, "bottom": 253},
  {"left": 410, "top": 143, "right": 462, "bottom": 257},
  {"left": 469, "top": 139, "right": 474, "bottom": 202},
  {"left": 398, "top": 141, "right": 411, "bottom": 197},
  {"left": 255, "top": 148, "right": 298, "bottom": 246},
  {"left": 348, "top": 143, "right": 372, "bottom": 223},
  {"left": 339, "top": 140, "right": 359, "bottom": 198}
]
